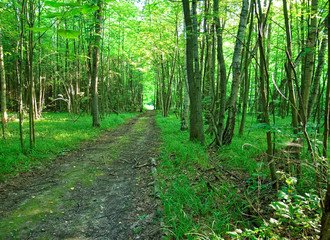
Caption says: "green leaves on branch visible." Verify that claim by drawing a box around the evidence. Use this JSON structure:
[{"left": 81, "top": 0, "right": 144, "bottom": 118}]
[
  {"left": 28, "top": 27, "right": 80, "bottom": 39},
  {"left": 57, "top": 29, "right": 80, "bottom": 39},
  {"left": 28, "top": 27, "right": 50, "bottom": 32},
  {"left": 45, "top": 1, "right": 80, "bottom": 8}
]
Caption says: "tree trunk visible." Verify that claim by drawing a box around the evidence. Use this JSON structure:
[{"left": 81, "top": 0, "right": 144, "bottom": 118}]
[
  {"left": 300, "top": 0, "right": 318, "bottom": 124},
  {"left": 239, "top": 0, "right": 254, "bottom": 135},
  {"left": 182, "top": 0, "right": 204, "bottom": 144},
  {"left": 320, "top": 13, "right": 330, "bottom": 238},
  {"left": 27, "top": 0, "right": 36, "bottom": 148},
  {"left": 0, "top": 23, "right": 7, "bottom": 139},
  {"left": 283, "top": 0, "right": 301, "bottom": 178},
  {"left": 257, "top": 0, "right": 277, "bottom": 184},
  {"left": 91, "top": 0, "right": 103, "bottom": 127},
  {"left": 307, "top": 20, "right": 328, "bottom": 119},
  {"left": 222, "top": 0, "right": 249, "bottom": 145},
  {"left": 17, "top": 2, "right": 26, "bottom": 153},
  {"left": 213, "top": 0, "right": 227, "bottom": 146}
]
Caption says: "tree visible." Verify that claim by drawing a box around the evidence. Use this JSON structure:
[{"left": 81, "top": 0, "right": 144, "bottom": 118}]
[
  {"left": 214, "top": 0, "right": 227, "bottom": 146},
  {"left": 256, "top": 0, "right": 277, "bottom": 184},
  {"left": 320, "top": 12, "right": 330, "bottom": 239},
  {"left": 182, "top": 0, "right": 204, "bottom": 144},
  {"left": 91, "top": 0, "right": 103, "bottom": 128},
  {"left": 0, "top": 20, "right": 7, "bottom": 139},
  {"left": 222, "top": 0, "right": 249, "bottom": 145}
]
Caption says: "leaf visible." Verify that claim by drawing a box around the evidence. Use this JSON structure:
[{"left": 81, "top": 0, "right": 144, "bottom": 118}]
[
  {"left": 58, "top": 29, "right": 80, "bottom": 39},
  {"left": 45, "top": 1, "right": 80, "bottom": 7},
  {"left": 80, "top": 4, "right": 99, "bottom": 14},
  {"left": 28, "top": 27, "right": 50, "bottom": 32},
  {"left": 44, "top": 12, "right": 63, "bottom": 18}
]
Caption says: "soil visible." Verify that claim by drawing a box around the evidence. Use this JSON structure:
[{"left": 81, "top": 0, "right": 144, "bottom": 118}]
[{"left": 0, "top": 111, "right": 163, "bottom": 240}]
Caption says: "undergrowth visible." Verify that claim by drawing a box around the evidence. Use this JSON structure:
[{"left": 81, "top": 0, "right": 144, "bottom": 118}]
[
  {"left": 0, "top": 112, "right": 137, "bottom": 180},
  {"left": 156, "top": 113, "right": 323, "bottom": 239}
]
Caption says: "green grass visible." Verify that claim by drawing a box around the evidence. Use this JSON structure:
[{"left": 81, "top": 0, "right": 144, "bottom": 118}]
[
  {"left": 155, "top": 113, "right": 325, "bottom": 239},
  {"left": 0, "top": 112, "right": 137, "bottom": 180}
]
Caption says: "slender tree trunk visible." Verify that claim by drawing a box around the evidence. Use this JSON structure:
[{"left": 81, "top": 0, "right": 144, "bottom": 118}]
[
  {"left": 300, "top": 0, "right": 318, "bottom": 124},
  {"left": 182, "top": 0, "right": 204, "bottom": 144},
  {"left": 213, "top": 0, "right": 227, "bottom": 146},
  {"left": 283, "top": 0, "right": 301, "bottom": 178},
  {"left": 222, "top": 0, "right": 249, "bottom": 145},
  {"left": 307, "top": 21, "right": 328, "bottom": 119},
  {"left": 239, "top": 1, "right": 254, "bottom": 135},
  {"left": 0, "top": 23, "right": 7, "bottom": 139},
  {"left": 27, "top": 0, "right": 36, "bottom": 148},
  {"left": 91, "top": 0, "right": 103, "bottom": 127},
  {"left": 320, "top": 13, "right": 330, "bottom": 239},
  {"left": 257, "top": 0, "right": 277, "bottom": 184},
  {"left": 17, "top": 2, "right": 26, "bottom": 153},
  {"left": 181, "top": 69, "right": 189, "bottom": 131}
]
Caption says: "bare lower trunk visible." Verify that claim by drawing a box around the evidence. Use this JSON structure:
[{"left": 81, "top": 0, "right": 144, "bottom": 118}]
[
  {"left": 182, "top": 0, "right": 204, "bottom": 144},
  {"left": 222, "top": 0, "right": 249, "bottom": 145},
  {"left": 181, "top": 68, "right": 189, "bottom": 131},
  {"left": 307, "top": 23, "right": 328, "bottom": 119},
  {"left": 91, "top": 0, "right": 103, "bottom": 128},
  {"left": 239, "top": 1, "right": 254, "bottom": 135},
  {"left": 0, "top": 24, "right": 7, "bottom": 139}
]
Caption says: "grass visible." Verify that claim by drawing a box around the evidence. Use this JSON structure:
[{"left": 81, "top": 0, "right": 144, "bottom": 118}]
[
  {"left": 155, "top": 113, "right": 324, "bottom": 239},
  {"left": 0, "top": 112, "right": 137, "bottom": 180}
]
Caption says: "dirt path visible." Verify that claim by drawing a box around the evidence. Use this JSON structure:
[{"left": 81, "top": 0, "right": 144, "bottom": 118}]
[{"left": 0, "top": 111, "right": 162, "bottom": 239}]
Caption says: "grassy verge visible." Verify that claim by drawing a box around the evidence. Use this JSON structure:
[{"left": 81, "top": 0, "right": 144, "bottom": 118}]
[
  {"left": 156, "top": 114, "right": 322, "bottom": 239},
  {"left": 0, "top": 112, "right": 137, "bottom": 181}
]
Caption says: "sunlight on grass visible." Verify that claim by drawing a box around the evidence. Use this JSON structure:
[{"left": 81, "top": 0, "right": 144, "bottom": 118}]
[
  {"left": 155, "top": 113, "right": 319, "bottom": 239},
  {"left": 0, "top": 112, "right": 137, "bottom": 180}
]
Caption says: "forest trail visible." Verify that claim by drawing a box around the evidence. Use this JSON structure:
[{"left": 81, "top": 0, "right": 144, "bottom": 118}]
[{"left": 0, "top": 111, "right": 162, "bottom": 239}]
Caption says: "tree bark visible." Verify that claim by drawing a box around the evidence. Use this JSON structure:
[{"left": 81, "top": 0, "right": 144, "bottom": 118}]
[
  {"left": 257, "top": 0, "right": 277, "bottom": 184},
  {"left": 283, "top": 0, "right": 301, "bottom": 178},
  {"left": 214, "top": 0, "right": 227, "bottom": 146},
  {"left": 182, "top": 0, "right": 204, "bottom": 144},
  {"left": 27, "top": 0, "right": 36, "bottom": 148},
  {"left": 300, "top": 0, "right": 318, "bottom": 124},
  {"left": 0, "top": 22, "right": 7, "bottom": 139},
  {"left": 91, "top": 0, "right": 103, "bottom": 127},
  {"left": 239, "top": 0, "right": 254, "bottom": 135},
  {"left": 307, "top": 20, "right": 328, "bottom": 119},
  {"left": 222, "top": 0, "right": 249, "bottom": 145},
  {"left": 320, "top": 13, "right": 330, "bottom": 240}
]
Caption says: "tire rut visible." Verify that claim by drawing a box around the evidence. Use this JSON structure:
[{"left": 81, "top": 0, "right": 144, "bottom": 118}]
[{"left": 0, "top": 111, "right": 162, "bottom": 240}]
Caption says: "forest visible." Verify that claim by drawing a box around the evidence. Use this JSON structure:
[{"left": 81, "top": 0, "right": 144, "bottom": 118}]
[{"left": 0, "top": 0, "right": 329, "bottom": 239}]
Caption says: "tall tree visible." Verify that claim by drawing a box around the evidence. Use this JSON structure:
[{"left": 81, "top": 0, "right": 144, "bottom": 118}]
[
  {"left": 320, "top": 12, "right": 330, "bottom": 240},
  {"left": 182, "top": 0, "right": 204, "bottom": 144},
  {"left": 283, "top": 0, "right": 301, "bottom": 178},
  {"left": 27, "top": 0, "right": 36, "bottom": 148},
  {"left": 91, "top": 0, "right": 104, "bottom": 127},
  {"left": 256, "top": 0, "right": 277, "bottom": 184},
  {"left": 300, "top": 0, "right": 318, "bottom": 124},
  {"left": 222, "top": 0, "right": 249, "bottom": 145},
  {"left": 0, "top": 20, "right": 7, "bottom": 139},
  {"left": 214, "top": 0, "right": 228, "bottom": 146}
]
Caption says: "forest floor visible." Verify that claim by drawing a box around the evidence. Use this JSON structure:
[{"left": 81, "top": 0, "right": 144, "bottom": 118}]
[{"left": 0, "top": 111, "right": 163, "bottom": 239}]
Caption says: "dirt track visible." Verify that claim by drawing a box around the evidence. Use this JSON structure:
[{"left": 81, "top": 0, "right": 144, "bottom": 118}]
[{"left": 0, "top": 111, "right": 162, "bottom": 239}]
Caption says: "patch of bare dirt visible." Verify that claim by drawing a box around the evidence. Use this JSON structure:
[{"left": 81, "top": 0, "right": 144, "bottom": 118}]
[{"left": 0, "top": 111, "right": 163, "bottom": 239}]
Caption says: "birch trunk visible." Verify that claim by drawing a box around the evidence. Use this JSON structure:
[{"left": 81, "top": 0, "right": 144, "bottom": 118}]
[{"left": 222, "top": 0, "right": 249, "bottom": 145}]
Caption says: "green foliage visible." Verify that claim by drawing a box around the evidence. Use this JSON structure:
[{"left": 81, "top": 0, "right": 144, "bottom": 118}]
[
  {"left": 227, "top": 173, "right": 321, "bottom": 239},
  {"left": 0, "top": 113, "right": 136, "bottom": 181},
  {"left": 156, "top": 114, "right": 250, "bottom": 239},
  {"left": 156, "top": 114, "right": 324, "bottom": 239},
  {"left": 57, "top": 29, "right": 80, "bottom": 39}
]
